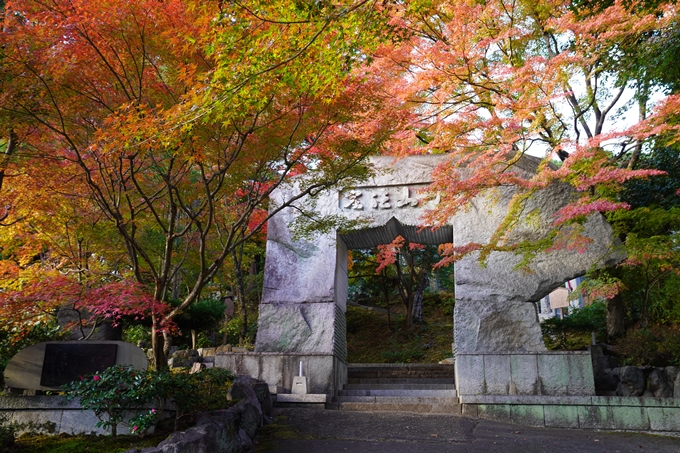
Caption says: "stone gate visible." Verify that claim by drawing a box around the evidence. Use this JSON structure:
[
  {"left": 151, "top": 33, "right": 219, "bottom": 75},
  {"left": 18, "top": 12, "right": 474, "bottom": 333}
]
[{"left": 217, "top": 154, "right": 623, "bottom": 398}]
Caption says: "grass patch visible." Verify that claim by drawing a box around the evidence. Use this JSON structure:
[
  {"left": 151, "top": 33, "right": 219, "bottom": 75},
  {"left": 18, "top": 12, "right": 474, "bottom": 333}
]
[
  {"left": 11, "top": 429, "right": 172, "bottom": 453},
  {"left": 346, "top": 303, "right": 453, "bottom": 363},
  {"left": 253, "top": 415, "right": 312, "bottom": 452}
]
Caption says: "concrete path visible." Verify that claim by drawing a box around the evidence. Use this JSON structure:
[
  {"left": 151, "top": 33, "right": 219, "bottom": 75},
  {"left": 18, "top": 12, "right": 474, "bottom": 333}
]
[{"left": 254, "top": 407, "right": 680, "bottom": 453}]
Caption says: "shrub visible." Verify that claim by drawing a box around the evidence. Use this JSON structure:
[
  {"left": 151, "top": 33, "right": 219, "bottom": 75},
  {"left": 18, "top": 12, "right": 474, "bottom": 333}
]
[
  {"left": 615, "top": 326, "right": 680, "bottom": 366},
  {"left": 64, "top": 366, "right": 235, "bottom": 436},
  {"left": 0, "top": 413, "right": 17, "bottom": 451},
  {"left": 541, "top": 302, "right": 606, "bottom": 350},
  {"left": 63, "top": 365, "right": 157, "bottom": 436},
  {"left": 160, "top": 368, "right": 234, "bottom": 429}
]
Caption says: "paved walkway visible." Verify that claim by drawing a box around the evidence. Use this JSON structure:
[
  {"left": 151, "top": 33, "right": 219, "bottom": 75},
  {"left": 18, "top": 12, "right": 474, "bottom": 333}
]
[{"left": 254, "top": 407, "right": 680, "bottom": 453}]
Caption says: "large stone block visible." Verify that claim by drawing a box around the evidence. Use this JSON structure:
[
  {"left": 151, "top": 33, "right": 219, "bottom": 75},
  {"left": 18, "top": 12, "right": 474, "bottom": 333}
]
[
  {"left": 608, "top": 406, "right": 650, "bottom": 431},
  {"left": 255, "top": 302, "right": 336, "bottom": 354},
  {"left": 454, "top": 300, "right": 546, "bottom": 354},
  {"left": 648, "top": 407, "right": 680, "bottom": 432},
  {"left": 510, "top": 405, "right": 545, "bottom": 427},
  {"left": 510, "top": 354, "right": 539, "bottom": 395},
  {"left": 453, "top": 182, "right": 623, "bottom": 354},
  {"left": 483, "top": 355, "right": 511, "bottom": 395},
  {"left": 455, "top": 354, "right": 485, "bottom": 395},
  {"left": 215, "top": 352, "right": 338, "bottom": 395},
  {"left": 544, "top": 405, "right": 579, "bottom": 429},
  {"left": 538, "top": 354, "right": 570, "bottom": 395},
  {"left": 566, "top": 353, "right": 596, "bottom": 396},
  {"left": 477, "top": 404, "right": 512, "bottom": 424},
  {"left": 577, "top": 405, "right": 616, "bottom": 430}
]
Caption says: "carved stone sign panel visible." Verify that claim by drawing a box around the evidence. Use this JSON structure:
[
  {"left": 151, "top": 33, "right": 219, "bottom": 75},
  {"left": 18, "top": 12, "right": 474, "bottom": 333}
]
[
  {"left": 339, "top": 185, "right": 439, "bottom": 211},
  {"left": 3, "top": 341, "right": 148, "bottom": 391},
  {"left": 40, "top": 343, "right": 118, "bottom": 387}
]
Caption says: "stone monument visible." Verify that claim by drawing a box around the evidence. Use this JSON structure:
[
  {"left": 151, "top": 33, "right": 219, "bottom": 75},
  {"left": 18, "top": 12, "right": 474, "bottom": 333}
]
[
  {"left": 4, "top": 341, "right": 148, "bottom": 391},
  {"left": 216, "top": 154, "right": 623, "bottom": 397}
]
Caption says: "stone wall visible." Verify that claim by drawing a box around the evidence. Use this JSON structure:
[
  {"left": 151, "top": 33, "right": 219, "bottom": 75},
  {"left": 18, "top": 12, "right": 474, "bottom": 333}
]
[
  {"left": 461, "top": 395, "right": 680, "bottom": 434},
  {"left": 0, "top": 396, "right": 136, "bottom": 435},
  {"left": 455, "top": 352, "right": 596, "bottom": 397}
]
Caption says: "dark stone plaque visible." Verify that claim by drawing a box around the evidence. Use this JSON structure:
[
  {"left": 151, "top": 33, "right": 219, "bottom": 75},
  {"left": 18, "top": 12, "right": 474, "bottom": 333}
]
[{"left": 40, "top": 343, "right": 118, "bottom": 387}]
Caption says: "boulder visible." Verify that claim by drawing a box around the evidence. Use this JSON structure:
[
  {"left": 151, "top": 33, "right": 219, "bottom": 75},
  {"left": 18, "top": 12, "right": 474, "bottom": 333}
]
[
  {"left": 216, "top": 344, "right": 233, "bottom": 353},
  {"left": 647, "top": 368, "right": 673, "bottom": 398},
  {"left": 168, "top": 349, "right": 200, "bottom": 369},
  {"left": 172, "top": 349, "right": 199, "bottom": 360},
  {"left": 616, "top": 366, "right": 646, "bottom": 396},
  {"left": 156, "top": 422, "right": 239, "bottom": 453},
  {"left": 597, "top": 367, "right": 620, "bottom": 394},
  {"left": 190, "top": 362, "right": 206, "bottom": 374},
  {"left": 664, "top": 366, "right": 679, "bottom": 385},
  {"left": 234, "top": 399, "right": 261, "bottom": 439},
  {"left": 228, "top": 375, "right": 272, "bottom": 418},
  {"left": 198, "top": 347, "right": 217, "bottom": 357},
  {"left": 675, "top": 372, "right": 680, "bottom": 398}
]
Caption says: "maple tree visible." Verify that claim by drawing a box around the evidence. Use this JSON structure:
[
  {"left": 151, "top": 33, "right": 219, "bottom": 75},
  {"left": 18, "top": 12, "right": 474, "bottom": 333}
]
[
  {"left": 349, "top": 237, "right": 453, "bottom": 330},
  {"left": 1, "top": 0, "right": 679, "bottom": 366},
  {"left": 364, "top": 0, "right": 679, "bottom": 261},
  {"left": 0, "top": 0, "right": 402, "bottom": 368}
]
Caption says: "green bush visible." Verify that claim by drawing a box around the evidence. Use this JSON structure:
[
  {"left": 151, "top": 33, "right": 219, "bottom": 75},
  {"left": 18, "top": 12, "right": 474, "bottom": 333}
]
[
  {"left": 158, "top": 368, "right": 234, "bottom": 429},
  {"left": 615, "top": 326, "right": 680, "bottom": 366},
  {"left": 63, "top": 365, "right": 235, "bottom": 436},
  {"left": 63, "top": 365, "right": 157, "bottom": 436},
  {"left": 220, "top": 317, "right": 257, "bottom": 346},
  {"left": 541, "top": 302, "right": 606, "bottom": 350},
  {"left": 0, "top": 413, "right": 17, "bottom": 451}
]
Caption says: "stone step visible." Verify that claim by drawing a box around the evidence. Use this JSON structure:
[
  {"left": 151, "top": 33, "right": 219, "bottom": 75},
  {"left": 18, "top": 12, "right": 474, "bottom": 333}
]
[
  {"left": 349, "top": 364, "right": 454, "bottom": 369},
  {"left": 329, "top": 396, "right": 462, "bottom": 414},
  {"left": 343, "top": 383, "right": 456, "bottom": 391},
  {"left": 347, "top": 378, "right": 455, "bottom": 385},
  {"left": 339, "top": 389, "right": 457, "bottom": 397},
  {"left": 348, "top": 372, "right": 455, "bottom": 379},
  {"left": 348, "top": 366, "right": 454, "bottom": 374}
]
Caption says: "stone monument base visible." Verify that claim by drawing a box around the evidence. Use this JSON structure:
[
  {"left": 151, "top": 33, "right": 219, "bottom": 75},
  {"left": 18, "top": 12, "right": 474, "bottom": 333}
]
[
  {"left": 455, "top": 351, "right": 596, "bottom": 397},
  {"left": 214, "top": 352, "right": 347, "bottom": 396}
]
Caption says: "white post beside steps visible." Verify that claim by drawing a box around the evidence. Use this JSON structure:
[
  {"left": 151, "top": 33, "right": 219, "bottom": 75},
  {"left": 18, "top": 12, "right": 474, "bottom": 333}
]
[{"left": 292, "top": 361, "right": 308, "bottom": 395}]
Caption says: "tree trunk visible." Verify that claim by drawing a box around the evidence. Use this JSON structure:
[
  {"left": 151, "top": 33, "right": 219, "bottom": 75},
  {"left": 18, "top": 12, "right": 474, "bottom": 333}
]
[
  {"left": 627, "top": 81, "right": 648, "bottom": 171},
  {"left": 231, "top": 248, "right": 249, "bottom": 345},
  {"left": 163, "top": 330, "right": 172, "bottom": 360},
  {"left": 151, "top": 323, "right": 168, "bottom": 371},
  {"left": 411, "top": 273, "right": 429, "bottom": 324},
  {"left": 406, "top": 294, "right": 414, "bottom": 329},
  {"left": 191, "top": 329, "right": 197, "bottom": 350},
  {"left": 606, "top": 294, "right": 625, "bottom": 341},
  {"left": 382, "top": 276, "right": 392, "bottom": 332}
]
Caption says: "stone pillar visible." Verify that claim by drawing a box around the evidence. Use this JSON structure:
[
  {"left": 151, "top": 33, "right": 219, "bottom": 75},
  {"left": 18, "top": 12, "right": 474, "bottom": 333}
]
[
  {"left": 452, "top": 183, "right": 624, "bottom": 354},
  {"left": 255, "top": 195, "right": 344, "bottom": 355}
]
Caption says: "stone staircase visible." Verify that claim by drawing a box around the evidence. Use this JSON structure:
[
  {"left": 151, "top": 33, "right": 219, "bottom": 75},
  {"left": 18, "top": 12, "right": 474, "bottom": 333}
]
[{"left": 330, "top": 364, "right": 461, "bottom": 413}]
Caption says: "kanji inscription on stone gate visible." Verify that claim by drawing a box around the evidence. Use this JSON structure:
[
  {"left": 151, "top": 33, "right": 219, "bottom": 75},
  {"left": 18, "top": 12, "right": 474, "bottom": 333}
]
[{"left": 339, "top": 185, "right": 439, "bottom": 211}]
